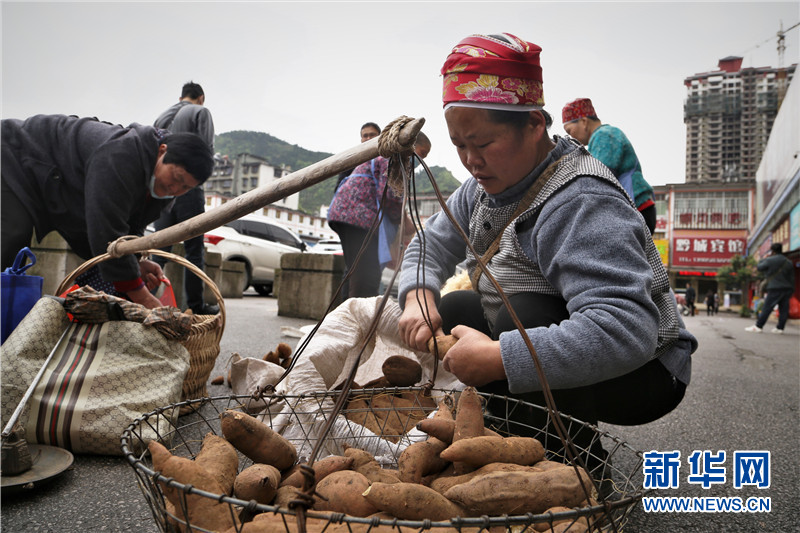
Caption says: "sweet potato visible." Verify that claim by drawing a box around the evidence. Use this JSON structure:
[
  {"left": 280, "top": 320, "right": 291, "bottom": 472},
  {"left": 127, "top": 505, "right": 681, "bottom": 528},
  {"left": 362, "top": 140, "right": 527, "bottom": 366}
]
[
  {"left": 396, "top": 389, "right": 438, "bottom": 409},
  {"left": 532, "top": 506, "right": 592, "bottom": 532},
  {"left": 397, "top": 439, "right": 449, "bottom": 484},
  {"left": 551, "top": 519, "right": 594, "bottom": 533},
  {"left": 357, "top": 462, "right": 402, "bottom": 484},
  {"left": 263, "top": 350, "right": 281, "bottom": 365},
  {"left": 381, "top": 355, "right": 422, "bottom": 386},
  {"left": 371, "top": 394, "right": 428, "bottom": 435},
  {"left": 272, "top": 485, "right": 321, "bottom": 508},
  {"left": 280, "top": 455, "right": 354, "bottom": 488},
  {"left": 342, "top": 446, "right": 376, "bottom": 469},
  {"left": 195, "top": 432, "right": 239, "bottom": 495},
  {"left": 361, "top": 376, "right": 392, "bottom": 389},
  {"left": 429, "top": 462, "right": 544, "bottom": 494},
  {"left": 344, "top": 398, "right": 372, "bottom": 427},
  {"left": 234, "top": 463, "right": 281, "bottom": 504},
  {"left": 211, "top": 375, "right": 225, "bottom": 385},
  {"left": 427, "top": 335, "right": 457, "bottom": 359},
  {"left": 220, "top": 410, "right": 297, "bottom": 471},
  {"left": 276, "top": 342, "right": 292, "bottom": 360},
  {"left": 398, "top": 401, "right": 453, "bottom": 484},
  {"left": 443, "top": 466, "right": 594, "bottom": 516},
  {"left": 221, "top": 522, "right": 282, "bottom": 533},
  {"left": 362, "top": 482, "right": 465, "bottom": 521},
  {"left": 367, "top": 396, "right": 412, "bottom": 439},
  {"left": 163, "top": 499, "right": 183, "bottom": 532},
  {"left": 235, "top": 513, "right": 398, "bottom": 533},
  {"left": 344, "top": 397, "right": 403, "bottom": 442},
  {"left": 367, "top": 511, "right": 399, "bottom": 521},
  {"left": 149, "top": 441, "right": 240, "bottom": 532},
  {"left": 314, "top": 470, "right": 377, "bottom": 517},
  {"left": 416, "top": 418, "right": 501, "bottom": 444},
  {"left": 452, "top": 387, "right": 484, "bottom": 475},
  {"left": 343, "top": 446, "right": 401, "bottom": 484},
  {"left": 439, "top": 436, "right": 545, "bottom": 468},
  {"left": 532, "top": 460, "right": 570, "bottom": 472}
]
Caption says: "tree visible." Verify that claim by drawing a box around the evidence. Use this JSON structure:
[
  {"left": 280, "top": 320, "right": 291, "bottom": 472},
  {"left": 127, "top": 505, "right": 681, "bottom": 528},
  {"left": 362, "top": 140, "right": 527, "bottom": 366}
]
[{"left": 717, "top": 254, "right": 762, "bottom": 317}]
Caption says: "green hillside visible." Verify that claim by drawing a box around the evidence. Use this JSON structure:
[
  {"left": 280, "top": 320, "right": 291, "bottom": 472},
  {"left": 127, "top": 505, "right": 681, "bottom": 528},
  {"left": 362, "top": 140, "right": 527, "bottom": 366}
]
[{"left": 214, "top": 130, "right": 462, "bottom": 215}]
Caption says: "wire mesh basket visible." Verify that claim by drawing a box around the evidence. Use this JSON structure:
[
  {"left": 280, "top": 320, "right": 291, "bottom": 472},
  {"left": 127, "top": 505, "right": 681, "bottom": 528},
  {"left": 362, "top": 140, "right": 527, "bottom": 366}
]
[{"left": 121, "top": 388, "right": 647, "bottom": 533}]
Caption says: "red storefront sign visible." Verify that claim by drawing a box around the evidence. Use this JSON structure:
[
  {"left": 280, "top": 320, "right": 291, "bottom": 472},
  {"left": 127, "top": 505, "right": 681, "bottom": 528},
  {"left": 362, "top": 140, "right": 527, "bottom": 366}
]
[
  {"left": 678, "top": 271, "right": 718, "bottom": 277},
  {"left": 672, "top": 236, "right": 746, "bottom": 267}
]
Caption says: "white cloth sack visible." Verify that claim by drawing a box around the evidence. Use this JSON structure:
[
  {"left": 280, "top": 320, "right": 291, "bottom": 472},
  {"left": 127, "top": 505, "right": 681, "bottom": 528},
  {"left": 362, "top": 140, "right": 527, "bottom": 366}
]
[{"left": 266, "top": 297, "right": 463, "bottom": 462}]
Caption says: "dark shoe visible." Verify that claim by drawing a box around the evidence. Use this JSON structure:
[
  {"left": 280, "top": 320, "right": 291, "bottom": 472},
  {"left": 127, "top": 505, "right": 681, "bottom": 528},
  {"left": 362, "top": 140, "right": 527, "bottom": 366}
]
[{"left": 192, "top": 303, "right": 220, "bottom": 315}]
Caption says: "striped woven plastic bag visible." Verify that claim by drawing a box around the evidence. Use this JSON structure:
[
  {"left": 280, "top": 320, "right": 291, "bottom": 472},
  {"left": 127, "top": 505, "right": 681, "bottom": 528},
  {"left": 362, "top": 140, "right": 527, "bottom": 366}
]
[{"left": 0, "top": 296, "right": 190, "bottom": 455}]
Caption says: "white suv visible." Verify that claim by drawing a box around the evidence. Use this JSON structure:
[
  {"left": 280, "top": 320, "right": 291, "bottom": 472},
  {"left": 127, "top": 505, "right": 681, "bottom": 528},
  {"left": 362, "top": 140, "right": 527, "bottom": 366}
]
[
  {"left": 310, "top": 239, "right": 343, "bottom": 255},
  {"left": 204, "top": 214, "right": 306, "bottom": 295}
]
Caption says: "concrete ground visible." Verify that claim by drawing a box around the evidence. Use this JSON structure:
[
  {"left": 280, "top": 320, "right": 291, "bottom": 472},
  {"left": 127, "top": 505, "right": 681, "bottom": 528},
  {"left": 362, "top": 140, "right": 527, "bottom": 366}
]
[{"left": 1, "top": 293, "right": 797, "bottom": 532}]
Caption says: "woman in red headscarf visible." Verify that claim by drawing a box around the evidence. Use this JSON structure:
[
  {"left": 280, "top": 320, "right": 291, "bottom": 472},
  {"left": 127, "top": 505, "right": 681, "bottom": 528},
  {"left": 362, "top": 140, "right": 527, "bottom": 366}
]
[{"left": 397, "top": 33, "right": 697, "bottom": 475}]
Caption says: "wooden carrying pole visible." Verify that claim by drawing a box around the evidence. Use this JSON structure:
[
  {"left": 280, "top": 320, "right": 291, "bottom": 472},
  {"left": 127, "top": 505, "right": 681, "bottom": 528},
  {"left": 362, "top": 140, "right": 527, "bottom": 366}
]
[{"left": 107, "top": 116, "right": 425, "bottom": 257}]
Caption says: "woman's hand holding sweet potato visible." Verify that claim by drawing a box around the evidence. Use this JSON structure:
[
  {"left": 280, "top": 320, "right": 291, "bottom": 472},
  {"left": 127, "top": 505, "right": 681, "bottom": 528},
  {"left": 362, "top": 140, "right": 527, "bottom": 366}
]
[
  {"left": 441, "top": 325, "right": 505, "bottom": 386},
  {"left": 399, "top": 289, "right": 443, "bottom": 352}
]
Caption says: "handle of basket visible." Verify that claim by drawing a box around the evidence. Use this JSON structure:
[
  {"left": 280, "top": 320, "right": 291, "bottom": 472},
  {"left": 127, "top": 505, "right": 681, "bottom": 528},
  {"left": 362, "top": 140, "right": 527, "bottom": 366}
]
[{"left": 55, "top": 249, "right": 226, "bottom": 323}]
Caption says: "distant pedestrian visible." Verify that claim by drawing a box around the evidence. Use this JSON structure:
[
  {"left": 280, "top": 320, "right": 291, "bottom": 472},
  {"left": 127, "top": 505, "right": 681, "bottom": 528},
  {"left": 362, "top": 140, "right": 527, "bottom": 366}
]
[
  {"left": 714, "top": 291, "right": 719, "bottom": 314},
  {"left": 745, "top": 243, "right": 795, "bottom": 334},
  {"left": 685, "top": 283, "right": 696, "bottom": 316},
  {"left": 705, "top": 290, "right": 715, "bottom": 316},
  {"left": 334, "top": 122, "right": 381, "bottom": 192},
  {"left": 152, "top": 81, "right": 219, "bottom": 315}
]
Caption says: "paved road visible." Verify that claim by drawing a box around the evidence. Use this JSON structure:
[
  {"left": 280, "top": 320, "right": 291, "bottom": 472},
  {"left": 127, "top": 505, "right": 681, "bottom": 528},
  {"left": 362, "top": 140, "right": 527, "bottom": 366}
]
[{"left": 2, "top": 294, "right": 797, "bottom": 532}]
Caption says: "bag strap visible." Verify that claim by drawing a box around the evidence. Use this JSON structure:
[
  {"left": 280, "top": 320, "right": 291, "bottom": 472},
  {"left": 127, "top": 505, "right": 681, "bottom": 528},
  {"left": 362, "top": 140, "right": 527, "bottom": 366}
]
[
  {"left": 469, "top": 156, "right": 563, "bottom": 290},
  {"left": 4, "top": 247, "right": 37, "bottom": 275}
]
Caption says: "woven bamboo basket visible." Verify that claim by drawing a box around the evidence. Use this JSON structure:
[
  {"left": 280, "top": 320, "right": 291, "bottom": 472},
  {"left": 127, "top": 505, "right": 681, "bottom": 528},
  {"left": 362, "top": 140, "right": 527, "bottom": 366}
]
[{"left": 56, "top": 249, "right": 226, "bottom": 404}]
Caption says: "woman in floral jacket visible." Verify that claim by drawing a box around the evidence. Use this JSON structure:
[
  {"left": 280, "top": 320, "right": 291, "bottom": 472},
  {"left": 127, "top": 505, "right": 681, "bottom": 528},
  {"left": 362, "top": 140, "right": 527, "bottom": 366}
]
[
  {"left": 328, "top": 134, "right": 430, "bottom": 299},
  {"left": 327, "top": 156, "right": 403, "bottom": 298}
]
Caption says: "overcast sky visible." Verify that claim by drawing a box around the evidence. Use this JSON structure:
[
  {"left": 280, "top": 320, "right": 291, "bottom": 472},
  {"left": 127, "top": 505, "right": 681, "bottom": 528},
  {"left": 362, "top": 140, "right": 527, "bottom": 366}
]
[{"left": 2, "top": 2, "right": 798, "bottom": 187}]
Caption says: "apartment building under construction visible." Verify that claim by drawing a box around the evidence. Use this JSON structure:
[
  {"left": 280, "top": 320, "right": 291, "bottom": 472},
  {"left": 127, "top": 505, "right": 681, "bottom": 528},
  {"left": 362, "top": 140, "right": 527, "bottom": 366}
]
[{"left": 683, "top": 56, "right": 795, "bottom": 184}]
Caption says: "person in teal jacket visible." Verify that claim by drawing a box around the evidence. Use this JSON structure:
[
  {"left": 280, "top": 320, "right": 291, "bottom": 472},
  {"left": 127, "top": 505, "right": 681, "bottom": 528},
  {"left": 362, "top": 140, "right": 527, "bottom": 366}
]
[{"left": 562, "top": 98, "right": 656, "bottom": 234}]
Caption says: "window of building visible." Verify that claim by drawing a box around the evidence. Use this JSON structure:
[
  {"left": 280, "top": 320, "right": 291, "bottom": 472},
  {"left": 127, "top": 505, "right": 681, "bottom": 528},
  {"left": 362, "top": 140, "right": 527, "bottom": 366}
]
[{"left": 673, "top": 190, "right": 748, "bottom": 229}]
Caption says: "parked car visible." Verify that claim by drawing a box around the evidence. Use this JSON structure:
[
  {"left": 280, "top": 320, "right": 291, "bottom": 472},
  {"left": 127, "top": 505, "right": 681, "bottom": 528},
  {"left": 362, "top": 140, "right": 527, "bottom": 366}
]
[
  {"left": 204, "top": 214, "right": 306, "bottom": 296},
  {"left": 310, "top": 239, "right": 343, "bottom": 255}
]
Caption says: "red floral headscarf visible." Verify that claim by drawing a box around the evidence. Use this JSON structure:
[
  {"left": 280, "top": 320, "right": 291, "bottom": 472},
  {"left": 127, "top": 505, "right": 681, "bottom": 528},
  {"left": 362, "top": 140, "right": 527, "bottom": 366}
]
[
  {"left": 441, "top": 33, "right": 544, "bottom": 110},
  {"left": 562, "top": 98, "right": 597, "bottom": 124}
]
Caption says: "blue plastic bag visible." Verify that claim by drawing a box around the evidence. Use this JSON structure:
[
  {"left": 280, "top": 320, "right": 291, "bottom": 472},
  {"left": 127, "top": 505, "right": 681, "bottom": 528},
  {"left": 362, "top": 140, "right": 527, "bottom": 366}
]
[{"left": 1, "top": 247, "right": 44, "bottom": 344}]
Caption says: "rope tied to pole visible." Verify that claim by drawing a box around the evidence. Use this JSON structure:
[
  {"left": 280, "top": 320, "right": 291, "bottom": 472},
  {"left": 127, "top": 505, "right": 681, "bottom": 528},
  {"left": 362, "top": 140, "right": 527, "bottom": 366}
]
[
  {"left": 378, "top": 115, "right": 417, "bottom": 195},
  {"left": 107, "top": 235, "right": 141, "bottom": 259}
]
